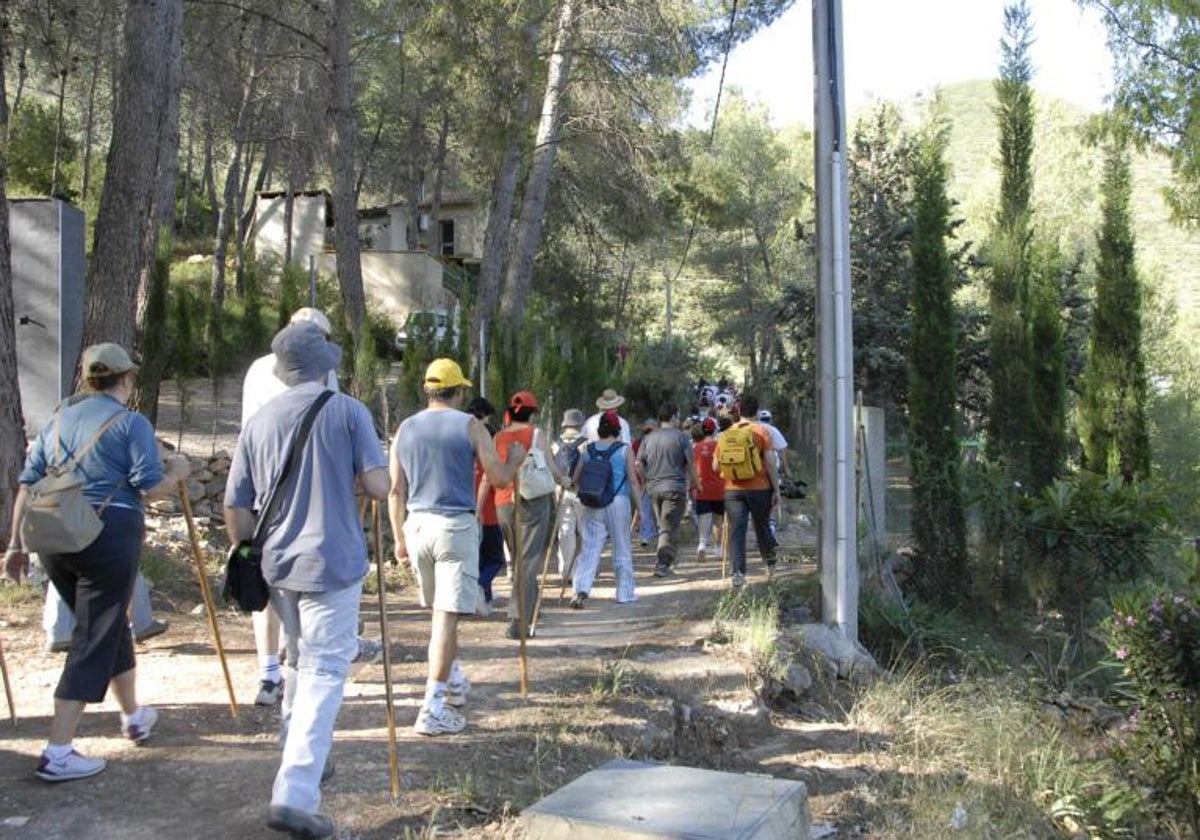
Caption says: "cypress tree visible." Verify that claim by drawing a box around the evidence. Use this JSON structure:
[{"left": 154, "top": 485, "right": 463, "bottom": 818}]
[
  {"left": 908, "top": 114, "right": 968, "bottom": 603},
  {"left": 1028, "top": 242, "right": 1067, "bottom": 491},
  {"left": 1079, "top": 135, "right": 1150, "bottom": 482},
  {"left": 985, "top": 1, "right": 1036, "bottom": 485}
]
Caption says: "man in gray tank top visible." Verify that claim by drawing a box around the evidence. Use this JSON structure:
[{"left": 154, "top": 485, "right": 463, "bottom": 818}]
[{"left": 389, "top": 359, "right": 523, "bottom": 736}]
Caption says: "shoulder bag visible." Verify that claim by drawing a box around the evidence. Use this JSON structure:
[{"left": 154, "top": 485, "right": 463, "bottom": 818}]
[
  {"left": 518, "top": 427, "right": 557, "bottom": 500},
  {"left": 223, "top": 390, "right": 334, "bottom": 613}
]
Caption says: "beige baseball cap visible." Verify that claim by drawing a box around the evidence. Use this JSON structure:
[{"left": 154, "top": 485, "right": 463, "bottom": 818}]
[
  {"left": 81, "top": 343, "right": 139, "bottom": 376},
  {"left": 290, "top": 307, "right": 333, "bottom": 336}
]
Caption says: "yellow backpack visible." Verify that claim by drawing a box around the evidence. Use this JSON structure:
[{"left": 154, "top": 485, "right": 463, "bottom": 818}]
[{"left": 718, "top": 422, "right": 763, "bottom": 481}]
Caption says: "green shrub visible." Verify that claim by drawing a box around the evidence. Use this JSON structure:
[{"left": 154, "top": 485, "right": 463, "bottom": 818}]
[{"left": 1104, "top": 588, "right": 1200, "bottom": 837}]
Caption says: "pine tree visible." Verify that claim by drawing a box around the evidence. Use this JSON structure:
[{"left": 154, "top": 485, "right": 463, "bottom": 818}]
[
  {"left": 1079, "top": 135, "right": 1151, "bottom": 482},
  {"left": 985, "top": 1, "right": 1036, "bottom": 485},
  {"left": 908, "top": 114, "right": 968, "bottom": 603}
]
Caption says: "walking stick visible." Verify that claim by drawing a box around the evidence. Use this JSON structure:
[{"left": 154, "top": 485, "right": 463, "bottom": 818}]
[
  {"left": 0, "top": 637, "right": 15, "bottom": 725},
  {"left": 372, "top": 501, "right": 401, "bottom": 802},
  {"left": 511, "top": 474, "right": 529, "bottom": 697},
  {"left": 721, "top": 511, "right": 730, "bottom": 580},
  {"left": 179, "top": 483, "right": 239, "bottom": 718}
]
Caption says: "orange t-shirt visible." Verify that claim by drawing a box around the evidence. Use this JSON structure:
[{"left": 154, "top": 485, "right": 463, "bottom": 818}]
[
  {"left": 493, "top": 425, "right": 535, "bottom": 508},
  {"left": 714, "top": 422, "right": 773, "bottom": 491},
  {"left": 474, "top": 460, "right": 498, "bottom": 525},
  {"left": 693, "top": 438, "right": 724, "bottom": 501}
]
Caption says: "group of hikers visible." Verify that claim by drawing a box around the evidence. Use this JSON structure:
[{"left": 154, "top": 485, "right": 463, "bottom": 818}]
[{"left": 1, "top": 307, "right": 794, "bottom": 839}]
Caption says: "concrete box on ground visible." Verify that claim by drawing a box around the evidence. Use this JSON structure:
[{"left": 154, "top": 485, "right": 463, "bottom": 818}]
[{"left": 520, "top": 759, "right": 809, "bottom": 840}]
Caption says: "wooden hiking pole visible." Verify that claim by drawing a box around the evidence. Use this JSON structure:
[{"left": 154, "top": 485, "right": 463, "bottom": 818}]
[
  {"left": 372, "top": 501, "right": 401, "bottom": 802},
  {"left": 530, "top": 502, "right": 561, "bottom": 629},
  {"left": 511, "top": 474, "right": 529, "bottom": 697},
  {"left": 179, "top": 483, "right": 239, "bottom": 718},
  {"left": 721, "top": 511, "right": 730, "bottom": 580},
  {"left": 0, "top": 637, "right": 15, "bottom": 725}
]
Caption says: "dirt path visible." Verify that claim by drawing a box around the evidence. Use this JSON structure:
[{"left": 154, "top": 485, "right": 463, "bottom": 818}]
[{"left": 0, "top": 510, "right": 874, "bottom": 839}]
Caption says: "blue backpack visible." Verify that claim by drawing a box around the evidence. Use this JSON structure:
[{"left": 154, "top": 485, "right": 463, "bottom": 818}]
[{"left": 577, "top": 442, "right": 626, "bottom": 508}]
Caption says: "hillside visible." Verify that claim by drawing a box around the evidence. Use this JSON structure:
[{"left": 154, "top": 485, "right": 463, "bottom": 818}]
[{"left": 926, "top": 79, "right": 1200, "bottom": 330}]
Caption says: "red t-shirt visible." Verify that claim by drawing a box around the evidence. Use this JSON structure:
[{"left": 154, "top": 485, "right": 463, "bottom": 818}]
[
  {"left": 693, "top": 438, "right": 724, "bottom": 501},
  {"left": 493, "top": 425, "right": 535, "bottom": 508}
]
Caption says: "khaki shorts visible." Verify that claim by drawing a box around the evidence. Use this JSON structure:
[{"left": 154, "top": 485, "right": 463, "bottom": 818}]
[{"left": 403, "top": 511, "right": 480, "bottom": 614}]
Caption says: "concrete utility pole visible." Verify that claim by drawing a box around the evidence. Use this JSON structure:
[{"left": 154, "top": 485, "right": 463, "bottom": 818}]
[{"left": 813, "top": 0, "right": 858, "bottom": 641}]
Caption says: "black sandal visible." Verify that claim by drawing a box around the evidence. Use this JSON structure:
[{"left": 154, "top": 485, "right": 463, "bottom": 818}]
[{"left": 569, "top": 592, "right": 588, "bottom": 609}]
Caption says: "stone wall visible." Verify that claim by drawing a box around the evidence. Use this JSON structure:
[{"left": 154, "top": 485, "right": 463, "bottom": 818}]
[{"left": 147, "top": 452, "right": 233, "bottom": 521}]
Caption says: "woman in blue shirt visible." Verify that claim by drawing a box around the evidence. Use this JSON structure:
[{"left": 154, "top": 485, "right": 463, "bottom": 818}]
[
  {"left": 3, "top": 343, "right": 190, "bottom": 783},
  {"left": 569, "top": 410, "right": 643, "bottom": 607}
]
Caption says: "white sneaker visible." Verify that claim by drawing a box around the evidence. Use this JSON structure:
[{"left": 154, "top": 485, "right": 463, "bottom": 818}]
[
  {"left": 36, "top": 749, "right": 106, "bottom": 782},
  {"left": 731, "top": 572, "right": 746, "bottom": 589},
  {"left": 447, "top": 674, "right": 471, "bottom": 707},
  {"left": 255, "top": 678, "right": 284, "bottom": 706},
  {"left": 475, "top": 586, "right": 491, "bottom": 617},
  {"left": 349, "top": 637, "right": 385, "bottom": 678},
  {"left": 696, "top": 544, "right": 707, "bottom": 561},
  {"left": 414, "top": 705, "right": 466, "bottom": 736},
  {"left": 122, "top": 706, "right": 159, "bottom": 744}
]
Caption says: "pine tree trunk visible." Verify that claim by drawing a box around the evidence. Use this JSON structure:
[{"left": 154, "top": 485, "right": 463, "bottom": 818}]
[
  {"left": 83, "top": 0, "right": 173, "bottom": 353},
  {"left": 326, "top": 0, "right": 366, "bottom": 341},
  {"left": 78, "top": 23, "right": 104, "bottom": 202},
  {"left": 132, "top": 0, "right": 183, "bottom": 422},
  {"left": 499, "top": 0, "right": 576, "bottom": 324},
  {"left": 471, "top": 21, "right": 540, "bottom": 370},
  {"left": 0, "top": 11, "right": 27, "bottom": 546},
  {"left": 426, "top": 109, "right": 449, "bottom": 255},
  {"left": 202, "top": 112, "right": 218, "bottom": 237}
]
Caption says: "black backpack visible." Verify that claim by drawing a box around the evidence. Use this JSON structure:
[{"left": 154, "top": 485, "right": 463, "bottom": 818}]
[{"left": 577, "top": 442, "right": 626, "bottom": 508}]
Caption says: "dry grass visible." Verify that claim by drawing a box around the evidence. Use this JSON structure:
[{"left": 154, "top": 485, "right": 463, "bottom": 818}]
[{"left": 846, "top": 665, "right": 1106, "bottom": 837}]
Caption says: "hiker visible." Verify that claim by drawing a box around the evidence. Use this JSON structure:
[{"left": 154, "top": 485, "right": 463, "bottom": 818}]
[
  {"left": 553, "top": 409, "right": 587, "bottom": 583},
  {"left": 43, "top": 568, "right": 166, "bottom": 652},
  {"left": 4, "top": 342, "right": 191, "bottom": 782},
  {"left": 712, "top": 394, "right": 779, "bottom": 588},
  {"left": 631, "top": 420, "right": 659, "bottom": 547},
  {"left": 691, "top": 417, "right": 725, "bottom": 561},
  {"left": 466, "top": 397, "right": 504, "bottom": 614},
  {"left": 569, "top": 410, "right": 642, "bottom": 607},
  {"left": 225, "top": 322, "right": 390, "bottom": 839},
  {"left": 636, "top": 402, "right": 694, "bottom": 577},
  {"left": 488, "top": 391, "right": 565, "bottom": 639},
  {"left": 390, "top": 359, "right": 524, "bottom": 736},
  {"left": 583, "top": 388, "right": 632, "bottom": 443},
  {"left": 756, "top": 408, "right": 791, "bottom": 537},
  {"left": 240, "top": 307, "right": 381, "bottom": 707}
]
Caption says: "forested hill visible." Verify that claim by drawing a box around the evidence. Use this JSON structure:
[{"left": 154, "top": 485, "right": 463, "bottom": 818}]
[{"left": 907, "top": 79, "right": 1200, "bottom": 331}]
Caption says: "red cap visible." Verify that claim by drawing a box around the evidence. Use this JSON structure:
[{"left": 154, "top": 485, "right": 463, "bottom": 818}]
[
  {"left": 701, "top": 417, "right": 717, "bottom": 434},
  {"left": 509, "top": 390, "right": 539, "bottom": 411}
]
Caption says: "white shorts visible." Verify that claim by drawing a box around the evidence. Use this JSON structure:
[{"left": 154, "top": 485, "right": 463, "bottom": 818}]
[{"left": 403, "top": 511, "right": 480, "bottom": 614}]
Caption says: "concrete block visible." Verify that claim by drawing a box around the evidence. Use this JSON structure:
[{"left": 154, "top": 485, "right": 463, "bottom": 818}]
[{"left": 520, "top": 759, "right": 808, "bottom": 840}]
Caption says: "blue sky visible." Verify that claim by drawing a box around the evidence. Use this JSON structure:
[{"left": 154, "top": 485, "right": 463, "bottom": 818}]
[{"left": 687, "top": 0, "right": 1114, "bottom": 127}]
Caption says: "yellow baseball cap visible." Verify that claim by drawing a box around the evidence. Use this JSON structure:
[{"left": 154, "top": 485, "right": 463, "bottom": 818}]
[{"left": 424, "top": 358, "right": 472, "bottom": 389}]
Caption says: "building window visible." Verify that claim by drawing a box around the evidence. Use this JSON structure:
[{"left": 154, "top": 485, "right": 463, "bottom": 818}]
[{"left": 439, "top": 219, "right": 455, "bottom": 256}]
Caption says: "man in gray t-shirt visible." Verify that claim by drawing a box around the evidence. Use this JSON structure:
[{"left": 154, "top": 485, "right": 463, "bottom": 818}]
[
  {"left": 636, "top": 402, "right": 694, "bottom": 576},
  {"left": 224, "top": 322, "right": 390, "bottom": 840}
]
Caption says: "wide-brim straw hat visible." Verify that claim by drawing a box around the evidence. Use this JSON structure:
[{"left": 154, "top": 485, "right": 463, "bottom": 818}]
[{"left": 595, "top": 388, "right": 625, "bottom": 410}]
